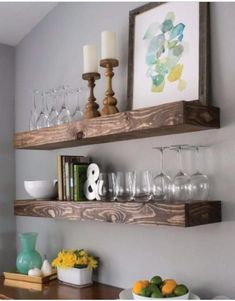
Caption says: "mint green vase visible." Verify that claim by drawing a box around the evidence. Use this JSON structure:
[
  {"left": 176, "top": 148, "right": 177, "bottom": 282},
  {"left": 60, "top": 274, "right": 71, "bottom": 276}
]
[{"left": 16, "top": 232, "right": 42, "bottom": 274}]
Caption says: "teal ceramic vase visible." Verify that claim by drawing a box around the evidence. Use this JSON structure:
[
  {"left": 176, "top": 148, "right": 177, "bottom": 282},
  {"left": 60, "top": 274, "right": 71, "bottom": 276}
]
[{"left": 16, "top": 232, "right": 42, "bottom": 274}]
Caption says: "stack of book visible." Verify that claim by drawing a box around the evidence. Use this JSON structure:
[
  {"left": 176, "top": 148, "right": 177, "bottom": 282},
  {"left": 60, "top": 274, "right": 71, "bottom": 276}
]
[{"left": 57, "top": 155, "right": 90, "bottom": 201}]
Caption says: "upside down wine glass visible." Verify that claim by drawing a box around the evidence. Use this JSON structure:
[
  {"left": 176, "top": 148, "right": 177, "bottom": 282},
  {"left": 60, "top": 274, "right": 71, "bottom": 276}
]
[
  {"left": 47, "top": 88, "right": 59, "bottom": 127},
  {"left": 171, "top": 145, "right": 191, "bottom": 201},
  {"left": 57, "top": 86, "right": 71, "bottom": 124},
  {"left": 190, "top": 145, "right": 209, "bottom": 200},
  {"left": 71, "top": 88, "right": 84, "bottom": 122},
  {"left": 36, "top": 92, "right": 48, "bottom": 129},
  {"left": 152, "top": 147, "right": 172, "bottom": 201},
  {"left": 29, "top": 90, "right": 40, "bottom": 130}
]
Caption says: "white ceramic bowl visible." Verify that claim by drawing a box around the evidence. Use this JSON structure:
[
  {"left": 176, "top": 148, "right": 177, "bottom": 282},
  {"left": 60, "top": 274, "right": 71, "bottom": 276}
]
[
  {"left": 132, "top": 291, "right": 190, "bottom": 300},
  {"left": 24, "top": 180, "right": 58, "bottom": 199}
]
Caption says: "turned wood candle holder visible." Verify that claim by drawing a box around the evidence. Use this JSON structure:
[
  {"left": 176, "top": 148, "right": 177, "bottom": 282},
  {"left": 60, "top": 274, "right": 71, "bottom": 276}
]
[
  {"left": 82, "top": 72, "right": 101, "bottom": 119},
  {"left": 100, "top": 59, "right": 119, "bottom": 116}
]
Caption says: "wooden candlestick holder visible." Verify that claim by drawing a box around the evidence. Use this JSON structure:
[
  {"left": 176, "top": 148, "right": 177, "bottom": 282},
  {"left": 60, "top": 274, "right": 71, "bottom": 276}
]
[
  {"left": 100, "top": 59, "right": 119, "bottom": 116},
  {"left": 82, "top": 72, "right": 101, "bottom": 119}
]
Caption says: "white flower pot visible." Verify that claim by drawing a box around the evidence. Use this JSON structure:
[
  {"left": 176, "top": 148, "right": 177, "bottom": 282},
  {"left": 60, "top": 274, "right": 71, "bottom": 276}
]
[{"left": 57, "top": 267, "right": 92, "bottom": 286}]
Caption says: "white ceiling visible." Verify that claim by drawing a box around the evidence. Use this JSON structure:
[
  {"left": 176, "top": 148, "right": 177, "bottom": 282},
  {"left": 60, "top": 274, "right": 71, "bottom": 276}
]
[{"left": 0, "top": 2, "right": 57, "bottom": 46}]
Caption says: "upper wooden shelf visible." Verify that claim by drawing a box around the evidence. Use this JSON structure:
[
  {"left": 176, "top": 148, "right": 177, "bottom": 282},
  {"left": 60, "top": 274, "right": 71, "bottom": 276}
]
[
  {"left": 14, "top": 101, "right": 220, "bottom": 150},
  {"left": 14, "top": 199, "right": 222, "bottom": 227}
]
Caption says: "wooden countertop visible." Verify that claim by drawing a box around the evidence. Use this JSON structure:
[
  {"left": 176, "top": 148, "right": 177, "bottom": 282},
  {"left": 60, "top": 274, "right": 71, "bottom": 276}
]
[{"left": 0, "top": 277, "right": 123, "bottom": 299}]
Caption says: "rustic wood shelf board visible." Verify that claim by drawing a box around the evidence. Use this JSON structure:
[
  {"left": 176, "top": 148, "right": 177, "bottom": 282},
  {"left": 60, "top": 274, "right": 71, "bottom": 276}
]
[
  {"left": 14, "top": 200, "right": 221, "bottom": 227},
  {"left": 14, "top": 101, "right": 220, "bottom": 150}
]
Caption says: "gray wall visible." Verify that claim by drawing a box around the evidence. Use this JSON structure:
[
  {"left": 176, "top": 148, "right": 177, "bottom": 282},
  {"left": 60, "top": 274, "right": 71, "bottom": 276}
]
[
  {"left": 0, "top": 44, "right": 15, "bottom": 273},
  {"left": 15, "top": 2, "right": 235, "bottom": 298}
]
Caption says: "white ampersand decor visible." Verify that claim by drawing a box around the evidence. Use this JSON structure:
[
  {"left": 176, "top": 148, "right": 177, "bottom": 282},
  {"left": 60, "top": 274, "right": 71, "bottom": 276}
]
[{"left": 84, "top": 163, "right": 101, "bottom": 200}]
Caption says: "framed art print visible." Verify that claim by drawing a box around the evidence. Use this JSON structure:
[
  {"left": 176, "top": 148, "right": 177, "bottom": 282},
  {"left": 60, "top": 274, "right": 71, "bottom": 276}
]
[{"left": 127, "top": 2, "right": 210, "bottom": 110}]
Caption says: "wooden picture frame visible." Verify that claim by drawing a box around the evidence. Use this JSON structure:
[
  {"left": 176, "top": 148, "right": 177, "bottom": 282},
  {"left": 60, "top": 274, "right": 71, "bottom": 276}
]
[{"left": 127, "top": 2, "right": 210, "bottom": 110}]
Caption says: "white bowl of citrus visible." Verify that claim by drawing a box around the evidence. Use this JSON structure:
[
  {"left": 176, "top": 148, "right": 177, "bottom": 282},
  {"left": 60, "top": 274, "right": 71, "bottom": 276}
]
[{"left": 132, "top": 276, "right": 189, "bottom": 300}]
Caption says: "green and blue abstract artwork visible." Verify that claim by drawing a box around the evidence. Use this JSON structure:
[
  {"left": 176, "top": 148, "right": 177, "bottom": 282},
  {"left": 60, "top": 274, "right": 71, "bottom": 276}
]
[{"left": 143, "top": 12, "right": 187, "bottom": 93}]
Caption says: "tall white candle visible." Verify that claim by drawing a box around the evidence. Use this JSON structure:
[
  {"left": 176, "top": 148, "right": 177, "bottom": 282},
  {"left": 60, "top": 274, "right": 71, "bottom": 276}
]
[
  {"left": 83, "top": 44, "right": 98, "bottom": 73},
  {"left": 101, "top": 31, "right": 117, "bottom": 59}
]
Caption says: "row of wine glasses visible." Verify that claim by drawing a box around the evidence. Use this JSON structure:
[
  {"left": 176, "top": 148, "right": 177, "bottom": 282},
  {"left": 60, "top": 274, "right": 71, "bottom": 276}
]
[
  {"left": 29, "top": 86, "right": 87, "bottom": 130},
  {"left": 96, "top": 145, "right": 209, "bottom": 202},
  {"left": 153, "top": 145, "right": 209, "bottom": 202}
]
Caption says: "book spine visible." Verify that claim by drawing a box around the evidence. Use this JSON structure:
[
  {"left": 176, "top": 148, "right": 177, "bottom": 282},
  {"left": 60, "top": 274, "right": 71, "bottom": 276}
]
[
  {"left": 62, "top": 156, "right": 66, "bottom": 200},
  {"left": 57, "top": 155, "right": 63, "bottom": 200},
  {"left": 70, "top": 162, "right": 74, "bottom": 201},
  {"left": 65, "top": 161, "right": 70, "bottom": 201},
  {"left": 74, "top": 165, "right": 79, "bottom": 201},
  {"left": 77, "top": 165, "right": 88, "bottom": 201}
]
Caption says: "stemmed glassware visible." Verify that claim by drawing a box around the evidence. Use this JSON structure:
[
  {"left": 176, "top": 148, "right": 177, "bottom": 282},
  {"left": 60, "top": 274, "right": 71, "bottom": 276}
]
[
  {"left": 36, "top": 92, "right": 48, "bottom": 129},
  {"left": 29, "top": 85, "right": 87, "bottom": 129},
  {"left": 47, "top": 88, "right": 59, "bottom": 127},
  {"left": 171, "top": 145, "right": 192, "bottom": 201},
  {"left": 190, "top": 145, "right": 209, "bottom": 200},
  {"left": 57, "top": 86, "right": 71, "bottom": 125},
  {"left": 29, "top": 90, "right": 40, "bottom": 130},
  {"left": 152, "top": 147, "right": 172, "bottom": 201},
  {"left": 70, "top": 88, "right": 84, "bottom": 122}
]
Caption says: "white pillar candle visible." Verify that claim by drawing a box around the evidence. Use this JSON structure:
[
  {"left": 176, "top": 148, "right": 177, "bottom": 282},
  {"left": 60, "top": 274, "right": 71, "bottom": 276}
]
[
  {"left": 83, "top": 44, "right": 98, "bottom": 73},
  {"left": 101, "top": 31, "right": 117, "bottom": 59}
]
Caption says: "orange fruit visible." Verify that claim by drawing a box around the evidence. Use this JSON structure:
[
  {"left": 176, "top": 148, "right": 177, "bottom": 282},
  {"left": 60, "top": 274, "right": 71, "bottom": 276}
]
[
  {"left": 161, "top": 279, "right": 177, "bottom": 296},
  {"left": 132, "top": 280, "right": 149, "bottom": 295},
  {"left": 142, "top": 280, "right": 150, "bottom": 287},
  {"left": 132, "top": 281, "right": 143, "bottom": 294}
]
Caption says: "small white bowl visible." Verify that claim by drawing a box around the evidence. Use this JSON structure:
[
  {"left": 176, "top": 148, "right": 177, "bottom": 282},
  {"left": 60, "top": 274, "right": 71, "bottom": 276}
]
[
  {"left": 132, "top": 291, "right": 190, "bottom": 300},
  {"left": 24, "top": 180, "right": 58, "bottom": 199}
]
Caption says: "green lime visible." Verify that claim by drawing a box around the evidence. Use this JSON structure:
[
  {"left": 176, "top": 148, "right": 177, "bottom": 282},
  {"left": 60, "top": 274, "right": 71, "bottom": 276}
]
[
  {"left": 159, "top": 282, "right": 164, "bottom": 290},
  {"left": 174, "top": 284, "right": 188, "bottom": 296},
  {"left": 140, "top": 287, "right": 151, "bottom": 297},
  {"left": 149, "top": 284, "right": 161, "bottom": 294},
  {"left": 151, "top": 291, "right": 163, "bottom": 298},
  {"left": 150, "top": 276, "right": 163, "bottom": 286}
]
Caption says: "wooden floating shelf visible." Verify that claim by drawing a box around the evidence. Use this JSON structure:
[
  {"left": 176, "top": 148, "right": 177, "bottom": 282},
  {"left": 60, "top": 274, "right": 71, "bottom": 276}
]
[
  {"left": 14, "top": 101, "right": 220, "bottom": 150},
  {"left": 14, "top": 199, "right": 222, "bottom": 227}
]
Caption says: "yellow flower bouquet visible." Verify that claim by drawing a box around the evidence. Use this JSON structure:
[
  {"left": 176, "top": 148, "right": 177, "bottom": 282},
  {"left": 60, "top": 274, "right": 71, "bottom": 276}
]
[{"left": 52, "top": 249, "right": 98, "bottom": 270}]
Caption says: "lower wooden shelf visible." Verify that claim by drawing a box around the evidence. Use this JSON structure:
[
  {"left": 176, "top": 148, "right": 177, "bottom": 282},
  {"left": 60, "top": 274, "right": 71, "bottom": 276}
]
[{"left": 14, "top": 199, "right": 221, "bottom": 227}]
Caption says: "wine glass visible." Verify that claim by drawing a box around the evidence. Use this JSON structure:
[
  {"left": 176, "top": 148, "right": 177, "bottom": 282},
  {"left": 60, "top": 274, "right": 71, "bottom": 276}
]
[
  {"left": 29, "top": 90, "right": 40, "bottom": 130},
  {"left": 171, "top": 145, "right": 192, "bottom": 201},
  {"left": 190, "top": 145, "right": 209, "bottom": 200},
  {"left": 70, "top": 88, "right": 85, "bottom": 122},
  {"left": 47, "top": 88, "right": 59, "bottom": 127},
  {"left": 57, "top": 86, "right": 71, "bottom": 124},
  {"left": 36, "top": 92, "right": 48, "bottom": 129},
  {"left": 152, "top": 147, "right": 172, "bottom": 201}
]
